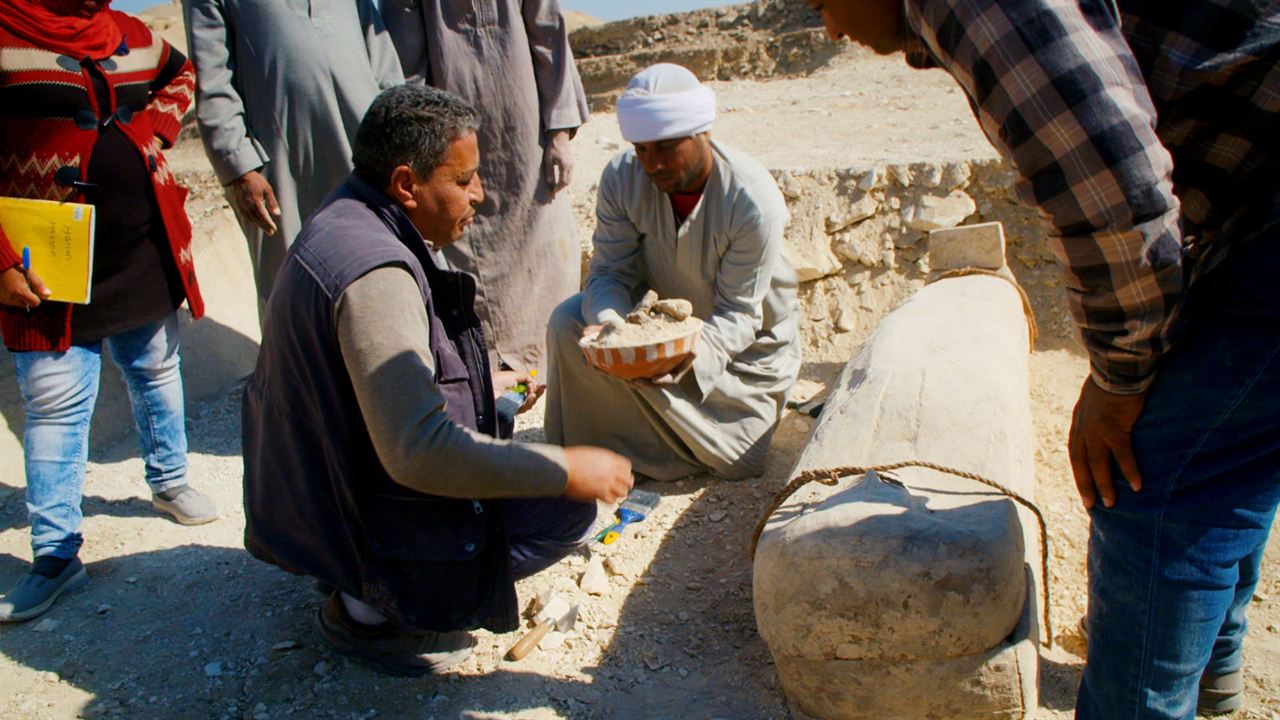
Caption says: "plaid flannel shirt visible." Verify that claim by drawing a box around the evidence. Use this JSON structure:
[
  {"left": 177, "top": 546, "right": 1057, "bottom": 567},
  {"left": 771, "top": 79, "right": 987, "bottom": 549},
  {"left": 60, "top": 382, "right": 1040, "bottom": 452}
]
[{"left": 902, "top": 0, "right": 1280, "bottom": 393}]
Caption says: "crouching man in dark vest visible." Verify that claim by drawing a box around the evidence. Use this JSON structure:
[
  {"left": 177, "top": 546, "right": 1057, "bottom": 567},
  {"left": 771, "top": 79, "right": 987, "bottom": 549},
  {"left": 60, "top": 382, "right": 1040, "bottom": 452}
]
[{"left": 241, "top": 85, "right": 634, "bottom": 676}]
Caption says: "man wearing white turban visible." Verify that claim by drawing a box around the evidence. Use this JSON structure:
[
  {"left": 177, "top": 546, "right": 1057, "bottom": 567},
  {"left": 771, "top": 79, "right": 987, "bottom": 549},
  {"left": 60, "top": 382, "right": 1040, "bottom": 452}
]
[{"left": 543, "top": 64, "right": 800, "bottom": 481}]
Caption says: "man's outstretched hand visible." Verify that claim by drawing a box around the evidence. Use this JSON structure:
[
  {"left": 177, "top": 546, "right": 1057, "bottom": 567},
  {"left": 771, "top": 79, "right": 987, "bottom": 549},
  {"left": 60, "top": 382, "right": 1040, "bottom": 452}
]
[
  {"left": 1068, "top": 376, "right": 1148, "bottom": 509},
  {"left": 563, "top": 446, "right": 633, "bottom": 504}
]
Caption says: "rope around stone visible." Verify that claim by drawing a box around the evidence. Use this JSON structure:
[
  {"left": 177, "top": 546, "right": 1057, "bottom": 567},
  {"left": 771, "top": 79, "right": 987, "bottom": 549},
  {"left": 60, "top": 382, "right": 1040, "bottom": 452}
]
[{"left": 750, "top": 460, "right": 1054, "bottom": 648}]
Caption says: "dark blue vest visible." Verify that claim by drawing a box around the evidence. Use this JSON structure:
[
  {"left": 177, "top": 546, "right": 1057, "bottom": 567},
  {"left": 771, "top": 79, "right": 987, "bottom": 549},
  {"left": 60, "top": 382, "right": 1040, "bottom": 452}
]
[{"left": 242, "top": 176, "right": 517, "bottom": 633}]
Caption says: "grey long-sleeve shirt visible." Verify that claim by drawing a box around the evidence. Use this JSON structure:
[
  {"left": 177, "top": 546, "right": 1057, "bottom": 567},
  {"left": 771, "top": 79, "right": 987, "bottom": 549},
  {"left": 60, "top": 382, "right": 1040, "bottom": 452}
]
[{"left": 334, "top": 265, "right": 569, "bottom": 498}]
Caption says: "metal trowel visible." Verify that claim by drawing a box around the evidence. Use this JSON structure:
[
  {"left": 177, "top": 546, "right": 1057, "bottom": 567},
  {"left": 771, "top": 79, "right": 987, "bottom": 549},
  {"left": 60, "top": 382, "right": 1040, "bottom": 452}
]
[{"left": 505, "top": 594, "right": 578, "bottom": 661}]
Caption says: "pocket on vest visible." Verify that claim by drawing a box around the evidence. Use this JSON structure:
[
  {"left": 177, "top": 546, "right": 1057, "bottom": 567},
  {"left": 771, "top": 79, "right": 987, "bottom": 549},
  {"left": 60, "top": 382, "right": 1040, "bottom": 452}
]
[
  {"left": 361, "top": 493, "right": 487, "bottom": 562},
  {"left": 434, "top": 345, "right": 471, "bottom": 385}
]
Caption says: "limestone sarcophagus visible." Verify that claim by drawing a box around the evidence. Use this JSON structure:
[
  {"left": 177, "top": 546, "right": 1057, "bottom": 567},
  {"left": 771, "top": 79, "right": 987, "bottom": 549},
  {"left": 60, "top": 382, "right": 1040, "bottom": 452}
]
[{"left": 753, "top": 222, "right": 1042, "bottom": 719}]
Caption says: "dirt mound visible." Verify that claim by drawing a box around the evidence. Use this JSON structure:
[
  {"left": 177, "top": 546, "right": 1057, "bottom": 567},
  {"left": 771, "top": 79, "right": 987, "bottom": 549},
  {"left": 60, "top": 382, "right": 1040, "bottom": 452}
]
[
  {"left": 569, "top": 0, "right": 847, "bottom": 108},
  {"left": 563, "top": 10, "right": 603, "bottom": 33}
]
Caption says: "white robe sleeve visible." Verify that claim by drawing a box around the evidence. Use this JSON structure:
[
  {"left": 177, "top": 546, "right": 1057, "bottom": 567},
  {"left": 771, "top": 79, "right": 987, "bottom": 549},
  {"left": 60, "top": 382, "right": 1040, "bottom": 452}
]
[
  {"left": 690, "top": 199, "right": 788, "bottom": 399},
  {"left": 582, "top": 165, "right": 648, "bottom": 325}
]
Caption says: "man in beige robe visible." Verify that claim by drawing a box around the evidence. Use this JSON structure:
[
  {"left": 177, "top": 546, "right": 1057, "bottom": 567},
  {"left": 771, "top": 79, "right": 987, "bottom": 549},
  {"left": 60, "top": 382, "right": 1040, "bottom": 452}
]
[
  {"left": 544, "top": 64, "right": 800, "bottom": 481},
  {"left": 382, "top": 0, "right": 589, "bottom": 371}
]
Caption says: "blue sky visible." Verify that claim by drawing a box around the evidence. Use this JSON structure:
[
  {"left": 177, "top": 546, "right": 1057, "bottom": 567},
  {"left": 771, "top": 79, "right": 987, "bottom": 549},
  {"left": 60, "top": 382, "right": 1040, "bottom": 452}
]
[{"left": 111, "top": 0, "right": 740, "bottom": 23}]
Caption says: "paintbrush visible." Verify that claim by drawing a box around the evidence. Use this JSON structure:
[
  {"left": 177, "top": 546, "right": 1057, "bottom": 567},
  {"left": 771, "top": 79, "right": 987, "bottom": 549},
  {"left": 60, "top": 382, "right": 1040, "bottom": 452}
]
[{"left": 594, "top": 489, "right": 662, "bottom": 545}]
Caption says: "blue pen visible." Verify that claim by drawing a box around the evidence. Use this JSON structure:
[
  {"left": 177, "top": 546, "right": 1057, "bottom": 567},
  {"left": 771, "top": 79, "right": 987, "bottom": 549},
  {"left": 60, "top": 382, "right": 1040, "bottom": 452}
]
[{"left": 20, "top": 246, "right": 32, "bottom": 311}]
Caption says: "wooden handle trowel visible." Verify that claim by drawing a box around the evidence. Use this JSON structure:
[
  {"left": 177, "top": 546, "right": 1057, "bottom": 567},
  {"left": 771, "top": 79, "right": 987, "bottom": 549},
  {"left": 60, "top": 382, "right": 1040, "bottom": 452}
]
[{"left": 505, "top": 595, "right": 578, "bottom": 661}]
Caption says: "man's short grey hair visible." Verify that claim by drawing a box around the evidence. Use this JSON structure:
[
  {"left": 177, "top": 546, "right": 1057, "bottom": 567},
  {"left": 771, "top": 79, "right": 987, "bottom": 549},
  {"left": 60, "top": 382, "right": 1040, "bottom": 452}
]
[{"left": 353, "top": 85, "right": 480, "bottom": 186}]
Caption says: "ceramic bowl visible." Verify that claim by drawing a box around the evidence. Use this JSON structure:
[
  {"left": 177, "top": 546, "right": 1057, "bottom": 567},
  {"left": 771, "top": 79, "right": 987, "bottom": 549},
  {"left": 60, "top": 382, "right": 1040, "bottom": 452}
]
[{"left": 578, "top": 319, "right": 703, "bottom": 381}]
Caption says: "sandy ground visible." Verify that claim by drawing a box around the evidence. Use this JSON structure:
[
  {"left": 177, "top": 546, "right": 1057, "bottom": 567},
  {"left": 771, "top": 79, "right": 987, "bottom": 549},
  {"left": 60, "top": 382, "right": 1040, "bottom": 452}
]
[{"left": 2, "top": 45, "right": 1279, "bottom": 720}]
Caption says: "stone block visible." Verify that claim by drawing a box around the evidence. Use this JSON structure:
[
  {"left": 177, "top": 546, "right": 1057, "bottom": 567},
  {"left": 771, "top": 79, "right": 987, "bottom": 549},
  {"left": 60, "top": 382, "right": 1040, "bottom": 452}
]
[
  {"left": 928, "top": 221, "right": 1008, "bottom": 273},
  {"left": 777, "top": 570, "right": 1039, "bottom": 720},
  {"left": 824, "top": 194, "right": 879, "bottom": 233},
  {"left": 754, "top": 271, "right": 1039, "bottom": 719},
  {"left": 787, "top": 223, "right": 844, "bottom": 281},
  {"left": 832, "top": 215, "right": 891, "bottom": 267}
]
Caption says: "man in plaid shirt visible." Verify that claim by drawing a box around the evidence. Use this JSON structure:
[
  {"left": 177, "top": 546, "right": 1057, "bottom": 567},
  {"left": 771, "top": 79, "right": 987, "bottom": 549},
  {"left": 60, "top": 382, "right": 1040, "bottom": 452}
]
[{"left": 810, "top": 0, "right": 1279, "bottom": 717}]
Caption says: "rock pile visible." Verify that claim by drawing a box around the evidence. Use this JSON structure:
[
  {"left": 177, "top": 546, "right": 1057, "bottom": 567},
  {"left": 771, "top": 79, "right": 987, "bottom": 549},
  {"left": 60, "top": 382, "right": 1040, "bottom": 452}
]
[{"left": 570, "top": 0, "right": 844, "bottom": 108}]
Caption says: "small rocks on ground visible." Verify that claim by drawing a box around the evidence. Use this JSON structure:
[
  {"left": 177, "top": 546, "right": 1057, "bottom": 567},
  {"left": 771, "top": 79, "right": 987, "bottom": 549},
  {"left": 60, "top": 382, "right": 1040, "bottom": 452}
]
[{"left": 579, "top": 555, "right": 609, "bottom": 595}]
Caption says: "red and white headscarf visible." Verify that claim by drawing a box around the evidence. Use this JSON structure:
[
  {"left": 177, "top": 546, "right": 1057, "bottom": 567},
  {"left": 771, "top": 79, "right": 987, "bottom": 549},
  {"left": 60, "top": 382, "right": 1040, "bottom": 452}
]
[{"left": 0, "top": 0, "right": 123, "bottom": 59}]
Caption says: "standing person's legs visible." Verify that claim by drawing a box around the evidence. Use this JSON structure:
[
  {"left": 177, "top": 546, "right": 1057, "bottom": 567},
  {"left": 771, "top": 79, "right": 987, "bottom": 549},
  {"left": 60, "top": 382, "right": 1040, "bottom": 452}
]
[
  {"left": 107, "top": 314, "right": 217, "bottom": 525},
  {"left": 0, "top": 345, "right": 103, "bottom": 621},
  {"left": 1197, "top": 540, "right": 1270, "bottom": 713},
  {"left": 1077, "top": 236, "right": 1280, "bottom": 719},
  {"left": 14, "top": 347, "right": 103, "bottom": 560}
]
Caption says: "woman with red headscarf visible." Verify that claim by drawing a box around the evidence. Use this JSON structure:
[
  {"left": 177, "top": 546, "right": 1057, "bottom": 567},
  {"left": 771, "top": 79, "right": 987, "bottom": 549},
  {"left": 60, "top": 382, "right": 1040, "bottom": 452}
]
[{"left": 0, "top": 0, "right": 217, "bottom": 623}]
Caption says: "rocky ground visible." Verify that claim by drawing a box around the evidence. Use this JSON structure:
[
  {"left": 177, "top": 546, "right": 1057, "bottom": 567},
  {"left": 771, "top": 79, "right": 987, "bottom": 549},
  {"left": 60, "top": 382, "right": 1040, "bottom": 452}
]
[
  {"left": 2, "top": 345, "right": 1276, "bottom": 720},
  {"left": 1, "top": 2, "right": 1279, "bottom": 719}
]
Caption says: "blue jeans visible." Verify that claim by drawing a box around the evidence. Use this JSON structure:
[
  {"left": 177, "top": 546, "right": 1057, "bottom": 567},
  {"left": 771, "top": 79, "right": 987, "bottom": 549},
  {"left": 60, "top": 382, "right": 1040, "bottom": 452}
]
[
  {"left": 12, "top": 314, "right": 188, "bottom": 560},
  {"left": 1076, "top": 232, "right": 1280, "bottom": 719}
]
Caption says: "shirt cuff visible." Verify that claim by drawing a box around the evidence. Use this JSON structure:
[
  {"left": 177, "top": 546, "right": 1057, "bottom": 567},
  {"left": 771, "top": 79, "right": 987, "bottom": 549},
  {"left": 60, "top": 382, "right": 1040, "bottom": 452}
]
[
  {"left": 594, "top": 308, "right": 625, "bottom": 326},
  {"left": 147, "top": 108, "right": 183, "bottom": 149},
  {"left": 213, "top": 138, "right": 269, "bottom": 186},
  {"left": 0, "top": 234, "right": 21, "bottom": 269},
  {"left": 1089, "top": 366, "right": 1157, "bottom": 395},
  {"left": 688, "top": 334, "right": 721, "bottom": 402}
]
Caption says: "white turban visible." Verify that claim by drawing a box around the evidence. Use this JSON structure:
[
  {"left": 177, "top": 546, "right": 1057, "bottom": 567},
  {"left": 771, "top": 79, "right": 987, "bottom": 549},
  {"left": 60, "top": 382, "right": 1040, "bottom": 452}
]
[{"left": 616, "top": 63, "right": 716, "bottom": 144}]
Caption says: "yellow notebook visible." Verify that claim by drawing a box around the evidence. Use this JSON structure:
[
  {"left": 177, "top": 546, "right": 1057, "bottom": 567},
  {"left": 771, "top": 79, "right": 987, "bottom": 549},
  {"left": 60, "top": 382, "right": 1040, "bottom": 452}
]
[{"left": 0, "top": 197, "right": 96, "bottom": 304}]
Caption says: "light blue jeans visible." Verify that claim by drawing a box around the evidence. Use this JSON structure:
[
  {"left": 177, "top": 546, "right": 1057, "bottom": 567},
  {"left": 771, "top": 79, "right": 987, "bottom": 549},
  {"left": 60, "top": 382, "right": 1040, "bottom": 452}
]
[
  {"left": 1076, "top": 229, "right": 1280, "bottom": 719},
  {"left": 12, "top": 314, "right": 188, "bottom": 560}
]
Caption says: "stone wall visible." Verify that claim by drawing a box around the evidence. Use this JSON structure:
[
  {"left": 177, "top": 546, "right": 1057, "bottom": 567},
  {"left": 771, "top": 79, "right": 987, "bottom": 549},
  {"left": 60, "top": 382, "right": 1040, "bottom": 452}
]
[
  {"left": 570, "top": 1, "right": 844, "bottom": 109},
  {"left": 774, "top": 160, "right": 1074, "bottom": 362}
]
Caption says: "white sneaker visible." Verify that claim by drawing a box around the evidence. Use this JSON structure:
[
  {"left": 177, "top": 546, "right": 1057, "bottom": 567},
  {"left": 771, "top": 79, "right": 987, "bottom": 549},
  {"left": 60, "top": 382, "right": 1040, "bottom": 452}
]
[{"left": 152, "top": 485, "right": 219, "bottom": 525}]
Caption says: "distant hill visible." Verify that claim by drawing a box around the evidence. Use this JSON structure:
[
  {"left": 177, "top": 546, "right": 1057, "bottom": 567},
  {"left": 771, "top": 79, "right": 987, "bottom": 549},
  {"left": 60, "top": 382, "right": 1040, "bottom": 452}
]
[
  {"left": 565, "top": 10, "right": 604, "bottom": 32},
  {"left": 568, "top": 0, "right": 840, "bottom": 108},
  {"left": 136, "top": 1, "right": 186, "bottom": 55}
]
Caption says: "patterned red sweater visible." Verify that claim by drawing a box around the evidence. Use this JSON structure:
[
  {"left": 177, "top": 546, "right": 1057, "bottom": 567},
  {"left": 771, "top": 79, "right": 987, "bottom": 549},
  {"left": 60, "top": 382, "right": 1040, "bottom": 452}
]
[{"left": 0, "top": 11, "right": 203, "bottom": 351}]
